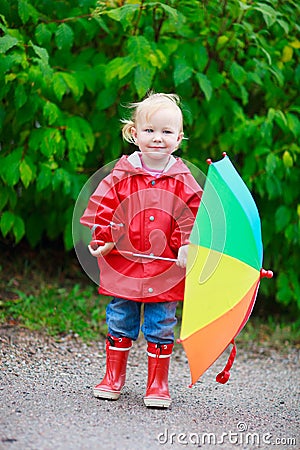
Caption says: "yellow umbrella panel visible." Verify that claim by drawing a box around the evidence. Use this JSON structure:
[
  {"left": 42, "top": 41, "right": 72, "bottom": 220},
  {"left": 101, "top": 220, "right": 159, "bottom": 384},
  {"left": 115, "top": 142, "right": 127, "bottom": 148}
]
[{"left": 180, "top": 245, "right": 260, "bottom": 386}]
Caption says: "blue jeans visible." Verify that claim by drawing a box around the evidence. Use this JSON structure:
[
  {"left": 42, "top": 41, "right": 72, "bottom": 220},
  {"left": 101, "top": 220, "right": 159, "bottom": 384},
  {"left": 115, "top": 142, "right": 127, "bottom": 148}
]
[{"left": 106, "top": 297, "right": 178, "bottom": 344}]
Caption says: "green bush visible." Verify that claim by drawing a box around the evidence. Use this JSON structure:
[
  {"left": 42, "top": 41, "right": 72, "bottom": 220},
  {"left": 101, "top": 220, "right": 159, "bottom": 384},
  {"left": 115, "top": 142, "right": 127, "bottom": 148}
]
[{"left": 0, "top": 0, "right": 299, "bottom": 315}]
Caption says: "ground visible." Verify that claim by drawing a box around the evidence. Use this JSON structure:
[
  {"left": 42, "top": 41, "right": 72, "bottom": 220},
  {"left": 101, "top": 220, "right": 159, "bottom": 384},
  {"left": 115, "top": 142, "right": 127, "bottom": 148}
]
[{"left": 0, "top": 325, "right": 299, "bottom": 450}]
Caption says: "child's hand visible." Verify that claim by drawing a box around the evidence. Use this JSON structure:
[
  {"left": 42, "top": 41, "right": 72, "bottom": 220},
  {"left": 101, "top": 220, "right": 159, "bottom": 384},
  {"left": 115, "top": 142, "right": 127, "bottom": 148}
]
[
  {"left": 88, "top": 242, "right": 114, "bottom": 257},
  {"left": 176, "top": 244, "right": 189, "bottom": 268}
]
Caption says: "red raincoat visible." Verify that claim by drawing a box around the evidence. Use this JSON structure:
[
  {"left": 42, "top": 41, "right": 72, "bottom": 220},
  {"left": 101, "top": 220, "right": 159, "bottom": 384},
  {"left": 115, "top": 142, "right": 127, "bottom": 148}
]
[{"left": 80, "top": 152, "right": 202, "bottom": 302}]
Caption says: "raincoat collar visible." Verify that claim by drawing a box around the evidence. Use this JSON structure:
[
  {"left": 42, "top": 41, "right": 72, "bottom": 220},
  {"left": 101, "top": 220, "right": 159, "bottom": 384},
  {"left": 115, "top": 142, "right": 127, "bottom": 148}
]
[{"left": 114, "top": 151, "right": 190, "bottom": 177}]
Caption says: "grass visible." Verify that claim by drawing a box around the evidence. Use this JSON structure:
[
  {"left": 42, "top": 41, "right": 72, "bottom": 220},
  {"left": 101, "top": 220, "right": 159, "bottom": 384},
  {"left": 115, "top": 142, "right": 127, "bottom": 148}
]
[
  {"left": 0, "top": 241, "right": 299, "bottom": 348},
  {"left": 0, "top": 283, "right": 108, "bottom": 341},
  {"left": 0, "top": 241, "right": 109, "bottom": 341}
]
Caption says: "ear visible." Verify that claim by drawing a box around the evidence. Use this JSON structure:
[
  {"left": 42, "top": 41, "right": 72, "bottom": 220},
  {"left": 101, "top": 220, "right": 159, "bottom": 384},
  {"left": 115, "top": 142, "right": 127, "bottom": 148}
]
[
  {"left": 131, "top": 127, "right": 138, "bottom": 144},
  {"left": 176, "top": 132, "right": 184, "bottom": 147}
]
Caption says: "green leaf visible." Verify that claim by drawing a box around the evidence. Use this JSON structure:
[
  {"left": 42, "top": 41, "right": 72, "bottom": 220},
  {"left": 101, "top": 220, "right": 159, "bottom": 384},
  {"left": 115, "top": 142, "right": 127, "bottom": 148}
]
[
  {"left": 13, "top": 215, "right": 25, "bottom": 243},
  {"left": 60, "top": 73, "right": 84, "bottom": 100},
  {"left": 275, "top": 206, "right": 291, "bottom": 232},
  {"left": 0, "top": 35, "right": 19, "bottom": 53},
  {"left": 240, "top": 84, "right": 249, "bottom": 105},
  {"left": 174, "top": 59, "right": 193, "bottom": 86},
  {"left": 55, "top": 23, "right": 74, "bottom": 51},
  {"left": 66, "top": 127, "right": 87, "bottom": 167},
  {"left": 268, "top": 65, "right": 284, "bottom": 87},
  {"left": 18, "top": 0, "right": 30, "bottom": 24},
  {"left": 196, "top": 73, "right": 212, "bottom": 101},
  {"left": 260, "top": 120, "right": 273, "bottom": 144},
  {"left": 282, "top": 151, "right": 293, "bottom": 168},
  {"left": 193, "top": 44, "right": 208, "bottom": 72},
  {"left": 65, "top": 117, "right": 94, "bottom": 152},
  {"left": 78, "top": 119, "right": 94, "bottom": 151},
  {"left": 35, "top": 23, "right": 52, "bottom": 47},
  {"left": 159, "top": 3, "right": 181, "bottom": 22},
  {"left": 266, "top": 153, "right": 278, "bottom": 174},
  {"left": 230, "top": 61, "right": 247, "bottom": 84},
  {"left": 92, "top": 16, "right": 111, "bottom": 35},
  {"left": 127, "top": 36, "right": 152, "bottom": 62},
  {"left": 36, "top": 163, "right": 52, "bottom": 192},
  {"left": 0, "top": 148, "right": 22, "bottom": 186},
  {"left": 105, "top": 4, "right": 140, "bottom": 28},
  {"left": 43, "top": 101, "right": 60, "bottom": 125},
  {"left": 247, "top": 71, "right": 263, "bottom": 86},
  {"left": 265, "top": 175, "right": 282, "bottom": 199},
  {"left": 0, "top": 54, "right": 15, "bottom": 77},
  {"left": 0, "top": 185, "right": 9, "bottom": 211},
  {"left": 96, "top": 86, "right": 117, "bottom": 111},
  {"left": 105, "top": 56, "right": 136, "bottom": 82},
  {"left": 287, "top": 113, "right": 300, "bottom": 138},
  {"left": 28, "top": 128, "right": 44, "bottom": 151},
  {"left": 134, "top": 65, "right": 155, "bottom": 97},
  {"left": 18, "top": 0, "right": 39, "bottom": 24},
  {"left": 14, "top": 83, "right": 27, "bottom": 109},
  {"left": 40, "top": 129, "right": 64, "bottom": 158},
  {"left": 254, "top": 146, "right": 270, "bottom": 157},
  {"left": 29, "top": 41, "right": 49, "bottom": 64},
  {"left": 0, "top": 210, "right": 15, "bottom": 237},
  {"left": 52, "top": 168, "right": 72, "bottom": 194},
  {"left": 277, "top": 272, "right": 292, "bottom": 305},
  {"left": 149, "top": 49, "right": 167, "bottom": 69},
  {"left": 19, "top": 158, "right": 34, "bottom": 188},
  {"left": 53, "top": 73, "right": 68, "bottom": 101},
  {"left": 254, "top": 3, "right": 279, "bottom": 28},
  {"left": 277, "top": 19, "right": 289, "bottom": 35}
]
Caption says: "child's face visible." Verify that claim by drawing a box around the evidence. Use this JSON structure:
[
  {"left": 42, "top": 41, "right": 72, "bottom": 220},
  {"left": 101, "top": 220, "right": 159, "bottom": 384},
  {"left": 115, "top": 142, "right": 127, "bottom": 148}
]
[{"left": 131, "top": 107, "right": 183, "bottom": 162}]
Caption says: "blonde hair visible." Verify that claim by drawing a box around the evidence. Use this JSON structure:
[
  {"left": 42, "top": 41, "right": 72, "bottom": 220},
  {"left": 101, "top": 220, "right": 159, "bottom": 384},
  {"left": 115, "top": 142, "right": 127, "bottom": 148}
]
[{"left": 122, "top": 92, "right": 183, "bottom": 144}]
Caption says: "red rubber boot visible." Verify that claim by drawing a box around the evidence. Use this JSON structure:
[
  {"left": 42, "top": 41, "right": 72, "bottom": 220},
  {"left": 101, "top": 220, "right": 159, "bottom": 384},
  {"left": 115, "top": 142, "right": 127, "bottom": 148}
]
[
  {"left": 93, "top": 335, "right": 132, "bottom": 400},
  {"left": 144, "top": 342, "right": 173, "bottom": 408}
]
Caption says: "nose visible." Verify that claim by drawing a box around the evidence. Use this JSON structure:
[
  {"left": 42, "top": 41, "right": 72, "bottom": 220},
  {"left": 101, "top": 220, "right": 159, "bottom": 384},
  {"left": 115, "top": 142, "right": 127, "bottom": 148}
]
[{"left": 152, "top": 132, "right": 162, "bottom": 142}]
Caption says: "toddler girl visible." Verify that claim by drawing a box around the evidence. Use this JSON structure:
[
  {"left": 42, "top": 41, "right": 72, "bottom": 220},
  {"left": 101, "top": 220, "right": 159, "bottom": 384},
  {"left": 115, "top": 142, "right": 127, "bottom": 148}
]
[{"left": 80, "top": 93, "right": 202, "bottom": 408}]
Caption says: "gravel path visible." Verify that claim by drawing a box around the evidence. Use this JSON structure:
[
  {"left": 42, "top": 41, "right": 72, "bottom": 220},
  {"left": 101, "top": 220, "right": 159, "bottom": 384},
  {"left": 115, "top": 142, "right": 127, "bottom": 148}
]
[{"left": 0, "top": 326, "right": 299, "bottom": 450}]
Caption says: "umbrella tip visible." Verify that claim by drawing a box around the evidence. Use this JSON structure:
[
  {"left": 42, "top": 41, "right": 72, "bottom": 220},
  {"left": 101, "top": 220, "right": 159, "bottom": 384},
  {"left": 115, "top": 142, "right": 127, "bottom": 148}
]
[
  {"left": 260, "top": 268, "right": 273, "bottom": 279},
  {"left": 206, "top": 158, "right": 212, "bottom": 165},
  {"left": 222, "top": 152, "right": 227, "bottom": 158}
]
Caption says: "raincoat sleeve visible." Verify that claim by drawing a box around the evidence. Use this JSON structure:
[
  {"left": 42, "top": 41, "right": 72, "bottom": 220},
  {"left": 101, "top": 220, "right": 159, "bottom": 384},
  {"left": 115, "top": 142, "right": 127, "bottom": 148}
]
[
  {"left": 80, "top": 173, "right": 125, "bottom": 244},
  {"left": 170, "top": 180, "right": 202, "bottom": 251}
]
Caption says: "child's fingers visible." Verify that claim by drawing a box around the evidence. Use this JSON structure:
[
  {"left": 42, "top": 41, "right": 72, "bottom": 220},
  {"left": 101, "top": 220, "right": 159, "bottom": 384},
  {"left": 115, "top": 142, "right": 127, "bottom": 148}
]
[
  {"left": 88, "top": 242, "right": 114, "bottom": 257},
  {"left": 90, "top": 240, "right": 105, "bottom": 250},
  {"left": 176, "top": 257, "right": 186, "bottom": 269},
  {"left": 88, "top": 244, "right": 102, "bottom": 256}
]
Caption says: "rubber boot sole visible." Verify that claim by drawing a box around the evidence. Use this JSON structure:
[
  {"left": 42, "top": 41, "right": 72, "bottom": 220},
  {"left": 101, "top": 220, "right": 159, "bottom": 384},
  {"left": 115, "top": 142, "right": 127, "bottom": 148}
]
[
  {"left": 144, "top": 396, "right": 172, "bottom": 408},
  {"left": 93, "top": 388, "right": 121, "bottom": 400}
]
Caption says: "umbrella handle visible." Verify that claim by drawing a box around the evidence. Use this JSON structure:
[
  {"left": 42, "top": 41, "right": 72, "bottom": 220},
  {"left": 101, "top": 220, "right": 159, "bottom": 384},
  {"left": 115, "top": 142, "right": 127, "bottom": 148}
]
[{"left": 89, "top": 240, "right": 177, "bottom": 263}]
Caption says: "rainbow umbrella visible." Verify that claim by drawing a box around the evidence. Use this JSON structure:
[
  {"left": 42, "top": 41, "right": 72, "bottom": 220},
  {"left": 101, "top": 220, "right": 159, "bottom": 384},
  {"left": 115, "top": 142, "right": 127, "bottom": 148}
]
[{"left": 179, "top": 153, "right": 272, "bottom": 386}]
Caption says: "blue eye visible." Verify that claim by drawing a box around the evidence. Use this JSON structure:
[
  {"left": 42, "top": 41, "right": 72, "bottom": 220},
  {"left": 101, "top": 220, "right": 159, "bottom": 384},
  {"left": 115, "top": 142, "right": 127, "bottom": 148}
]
[{"left": 145, "top": 129, "right": 153, "bottom": 133}]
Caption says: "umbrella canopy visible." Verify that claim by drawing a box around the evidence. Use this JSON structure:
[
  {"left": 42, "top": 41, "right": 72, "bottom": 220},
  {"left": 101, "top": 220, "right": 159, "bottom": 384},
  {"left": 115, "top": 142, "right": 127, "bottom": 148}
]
[{"left": 179, "top": 153, "right": 272, "bottom": 386}]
